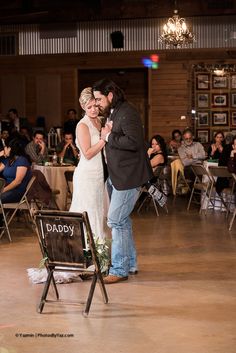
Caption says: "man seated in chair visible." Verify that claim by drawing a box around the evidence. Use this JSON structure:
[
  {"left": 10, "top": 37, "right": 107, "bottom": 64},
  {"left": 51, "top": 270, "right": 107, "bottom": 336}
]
[
  {"left": 178, "top": 128, "right": 206, "bottom": 167},
  {"left": 55, "top": 132, "right": 79, "bottom": 165},
  {"left": 178, "top": 128, "right": 206, "bottom": 183},
  {"left": 25, "top": 130, "right": 48, "bottom": 164}
]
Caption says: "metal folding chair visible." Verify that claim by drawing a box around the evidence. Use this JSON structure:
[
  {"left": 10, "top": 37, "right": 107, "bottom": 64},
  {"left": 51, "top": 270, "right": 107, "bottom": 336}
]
[
  {"left": 34, "top": 210, "right": 108, "bottom": 316},
  {"left": 0, "top": 175, "right": 36, "bottom": 241},
  {"left": 137, "top": 166, "right": 168, "bottom": 216},
  {"left": 208, "top": 166, "right": 235, "bottom": 216},
  {"left": 187, "top": 164, "right": 213, "bottom": 214}
]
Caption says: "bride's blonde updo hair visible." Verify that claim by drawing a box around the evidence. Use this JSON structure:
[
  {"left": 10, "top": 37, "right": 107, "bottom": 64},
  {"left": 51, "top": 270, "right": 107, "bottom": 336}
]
[{"left": 79, "top": 87, "right": 94, "bottom": 110}]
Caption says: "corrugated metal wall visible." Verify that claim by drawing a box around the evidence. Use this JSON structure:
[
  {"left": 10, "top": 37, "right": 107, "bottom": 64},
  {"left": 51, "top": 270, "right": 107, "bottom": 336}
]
[{"left": 0, "top": 15, "right": 235, "bottom": 55}]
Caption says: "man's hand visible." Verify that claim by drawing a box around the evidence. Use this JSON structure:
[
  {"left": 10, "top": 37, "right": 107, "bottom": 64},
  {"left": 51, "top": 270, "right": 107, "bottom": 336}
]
[
  {"left": 101, "top": 123, "right": 112, "bottom": 141},
  {"left": 38, "top": 140, "right": 46, "bottom": 153}
]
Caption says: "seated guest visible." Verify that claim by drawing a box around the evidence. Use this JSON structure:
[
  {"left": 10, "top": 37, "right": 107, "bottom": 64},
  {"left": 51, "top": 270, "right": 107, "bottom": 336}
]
[
  {"left": 7, "top": 108, "right": 21, "bottom": 135},
  {"left": 227, "top": 136, "right": 236, "bottom": 173},
  {"left": 63, "top": 109, "right": 79, "bottom": 140},
  {"left": 25, "top": 130, "right": 48, "bottom": 164},
  {"left": 169, "top": 129, "right": 182, "bottom": 154},
  {"left": 18, "top": 126, "right": 33, "bottom": 148},
  {"left": 147, "top": 134, "right": 167, "bottom": 170},
  {"left": 0, "top": 138, "right": 32, "bottom": 203},
  {"left": 0, "top": 130, "right": 10, "bottom": 149},
  {"left": 178, "top": 128, "right": 206, "bottom": 167},
  {"left": 55, "top": 132, "right": 79, "bottom": 165},
  {"left": 208, "top": 130, "right": 225, "bottom": 161}
]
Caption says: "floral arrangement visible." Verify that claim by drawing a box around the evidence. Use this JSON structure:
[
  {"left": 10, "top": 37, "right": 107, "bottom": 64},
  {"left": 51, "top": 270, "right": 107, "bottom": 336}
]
[{"left": 93, "top": 236, "right": 111, "bottom": 274}]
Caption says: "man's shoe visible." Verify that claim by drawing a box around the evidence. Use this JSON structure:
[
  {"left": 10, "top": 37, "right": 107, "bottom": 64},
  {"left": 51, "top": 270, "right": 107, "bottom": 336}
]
[
  {"left": 103, "top": 275, "right": 128, "bottom": 284},
  {"left": 129, "top": 270, "right": 138, "bottom": 275}
]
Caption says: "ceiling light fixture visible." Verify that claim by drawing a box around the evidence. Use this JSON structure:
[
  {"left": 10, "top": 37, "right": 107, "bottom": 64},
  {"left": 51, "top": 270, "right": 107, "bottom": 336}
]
[{"left": 159, "top": 2, "right": 195, "bottom": 48}]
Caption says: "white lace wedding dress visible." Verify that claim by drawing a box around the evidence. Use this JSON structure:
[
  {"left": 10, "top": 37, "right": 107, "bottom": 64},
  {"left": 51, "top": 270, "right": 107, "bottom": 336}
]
[{"left": 69, "top": 115, "right": 105, "bottom": 240}]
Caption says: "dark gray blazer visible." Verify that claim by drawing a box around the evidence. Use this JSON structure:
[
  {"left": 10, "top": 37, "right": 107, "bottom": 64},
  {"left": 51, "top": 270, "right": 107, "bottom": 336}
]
[{"left": 105, "top": 101, "right": 153, "bottom": 190}]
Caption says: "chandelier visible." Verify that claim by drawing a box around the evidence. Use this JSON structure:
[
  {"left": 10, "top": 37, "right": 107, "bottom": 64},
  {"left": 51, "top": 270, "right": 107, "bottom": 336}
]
[{"left": 159, "top": 9, "right": 195, "bottom": 48}]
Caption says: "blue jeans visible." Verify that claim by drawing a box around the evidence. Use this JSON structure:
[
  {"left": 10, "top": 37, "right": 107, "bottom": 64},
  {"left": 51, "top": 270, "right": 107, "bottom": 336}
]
[{"left": 107, "top": 178, "right": 140, "bottom": 277}]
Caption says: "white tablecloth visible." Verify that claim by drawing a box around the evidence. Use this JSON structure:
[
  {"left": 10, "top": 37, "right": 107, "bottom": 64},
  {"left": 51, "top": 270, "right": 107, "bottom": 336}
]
[{"left": 33, "top": 164, "right": 75, "bottom": 210}]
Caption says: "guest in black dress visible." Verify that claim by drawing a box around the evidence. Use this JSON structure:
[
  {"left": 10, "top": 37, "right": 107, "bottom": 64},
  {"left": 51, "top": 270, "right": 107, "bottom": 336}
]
[
  {"left": 147, "top": 134, "right": 167, "bottom": 170},
  {"left": 208, "top": 130, "right": 226, "bottom": 163}
]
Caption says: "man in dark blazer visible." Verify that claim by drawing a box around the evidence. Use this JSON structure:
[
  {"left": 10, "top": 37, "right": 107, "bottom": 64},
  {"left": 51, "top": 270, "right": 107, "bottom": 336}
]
[{"left": 93, "top": 79, "right": 153, "bottom": 284}]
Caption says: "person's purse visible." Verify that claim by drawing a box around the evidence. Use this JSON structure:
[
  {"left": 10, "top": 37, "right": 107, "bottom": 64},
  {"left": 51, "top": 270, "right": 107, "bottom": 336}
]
[{"left": 147, "top": 184, "right": 167, "bottom": 207}]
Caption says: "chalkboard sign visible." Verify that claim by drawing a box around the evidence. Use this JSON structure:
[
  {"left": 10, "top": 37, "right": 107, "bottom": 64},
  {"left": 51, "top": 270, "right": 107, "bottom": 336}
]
[{"left": 35, "top": 211, "right": 90, "bottom": 267}]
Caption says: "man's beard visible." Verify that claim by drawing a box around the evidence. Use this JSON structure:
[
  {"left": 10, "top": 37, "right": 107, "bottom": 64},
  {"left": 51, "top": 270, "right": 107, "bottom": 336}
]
[
  {"left": 99, "top": 103, "right": 111, "bottom": 119},
  {"left": 99, "top": 103, "right": 111, "bottom": 127}
]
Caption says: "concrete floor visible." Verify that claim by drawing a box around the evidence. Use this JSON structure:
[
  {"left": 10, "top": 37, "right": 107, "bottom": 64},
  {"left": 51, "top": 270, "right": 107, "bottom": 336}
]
[{"left": 0, "top": 198, "right": 236, "bottom": 353}]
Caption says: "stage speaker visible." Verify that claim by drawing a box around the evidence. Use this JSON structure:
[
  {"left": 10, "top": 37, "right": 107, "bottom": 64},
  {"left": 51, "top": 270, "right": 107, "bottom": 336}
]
[{"left": 110, "top": 31, "right": 124, "bottom": 48}]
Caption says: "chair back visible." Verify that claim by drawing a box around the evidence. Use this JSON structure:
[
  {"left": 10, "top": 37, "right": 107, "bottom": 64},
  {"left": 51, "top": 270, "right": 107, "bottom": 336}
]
[
  {"left": 191, "top": 164, "right": 210, "bottom": 178},
  {"left": 34, "top": 210, "right": 96, "bottom": 269},
  {"left": 153, "top": 166, "right": 165, "bottom": 178}
]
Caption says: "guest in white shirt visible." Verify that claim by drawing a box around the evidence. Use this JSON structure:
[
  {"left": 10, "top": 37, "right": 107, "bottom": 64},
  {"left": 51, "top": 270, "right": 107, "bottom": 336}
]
[{"left": 178, "top": 128, "right": 206, "bottom": 166}]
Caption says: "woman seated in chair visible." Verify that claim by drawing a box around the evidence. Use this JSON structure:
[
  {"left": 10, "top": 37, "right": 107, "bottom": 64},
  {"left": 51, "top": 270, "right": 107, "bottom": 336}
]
[
  {"left": 0, "top": 138, "right": 32, "bottom": 203},
  {"left": 147, "top": 134, "right": 168, "bottom": 171},
  {"left": 168, "top": 129, "right": 182, "bottom": 154},
  {"left": 208, "top": 130, "right": 227, "bottom": 164}
]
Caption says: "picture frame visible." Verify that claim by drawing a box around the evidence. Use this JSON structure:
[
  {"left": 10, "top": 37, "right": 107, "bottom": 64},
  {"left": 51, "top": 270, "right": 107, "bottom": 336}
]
[
  {"left": 231, "top": 111, "right": 236, "bottom": 126},
  {"left": 212, "top": 93, "right": 228, "bottom": 107},
  {"left": 196, "top": 74, "right": 210, "bottom": 90},
  {"left": 231, "top": 93, "right": 236, "bottom": 107},
  {"left": 212, "top": 75, "right": 228, "bottom": 89},
  {"left": 196, "top": 129, "right": 209, "bottom": 144},
  {"left": 212, "top": 111, "right": 228, "bottom": 126},
  {"left": 231, "top": 75, "right": 236, "bottom": 89},
  {"left": 197, "top": 93, "right": 209, "bottom": 108},
  {"left": 197, "top": 111, "right": 209, "bottom": 127}
]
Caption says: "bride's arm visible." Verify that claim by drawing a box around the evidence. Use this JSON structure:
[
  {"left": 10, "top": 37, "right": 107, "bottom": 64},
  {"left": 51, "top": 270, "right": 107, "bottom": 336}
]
[{"left": 77, "top": 123, "right": 105, "bottom": 160}]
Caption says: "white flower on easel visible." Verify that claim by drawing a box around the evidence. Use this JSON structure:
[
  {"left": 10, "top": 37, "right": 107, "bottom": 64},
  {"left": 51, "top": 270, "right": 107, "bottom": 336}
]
[{"left": 83, "top": 235, "right": 111, "bottom": 274}]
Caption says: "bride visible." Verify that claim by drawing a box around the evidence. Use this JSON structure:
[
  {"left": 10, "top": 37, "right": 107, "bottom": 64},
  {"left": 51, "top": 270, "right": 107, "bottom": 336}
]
[{"left": 70, "top": 87, "right": 106, "bottom": 240}]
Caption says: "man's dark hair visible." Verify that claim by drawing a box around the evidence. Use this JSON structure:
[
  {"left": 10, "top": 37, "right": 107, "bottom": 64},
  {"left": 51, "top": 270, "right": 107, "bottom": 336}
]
[
  {"left": 8, "top": 108, "right": 18, "bottom": 116},
  {"left": 171, "top": 129, "right": 182, "bottom": 140},
  {"left": 92, "top": 79, "right": 125, "bottom": 108},
  {"left": 33, "top": 130, "right": 45, "bottom": 138},
  {"left": 66, "top": 108, "right": 77, "bottom": 115}
]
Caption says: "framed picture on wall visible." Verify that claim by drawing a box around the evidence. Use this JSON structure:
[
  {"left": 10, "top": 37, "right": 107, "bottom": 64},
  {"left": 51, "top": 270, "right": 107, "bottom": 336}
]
[
  {"left": 196, "top": 74, "right": 210, "bottom": 90},
  {"left": 212, "top": 75, "right": 228, "bottom": 89},
  {"left": 212, "top": 93, "right": 228, "bottom": 107},
  {"left": 232, "top": 111, "right": 236, "bottom": 126},
  {"left": 231, "top": 75, "right": 236, "bottom": 89},
  {"left": 197, "top": 111, "right": 209, "bottom": 126},
  {"left": 212, "top": 111, "right": 228, "bottom": 126},
  {"left": 197, "top": 93, "right": 209, "bottom": 108},
  {"left": 197, "top": 130, "right": 209, "bottom": 143},
  {"left": 231, "top": 93, "right": 236, "bottom": 107}
]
